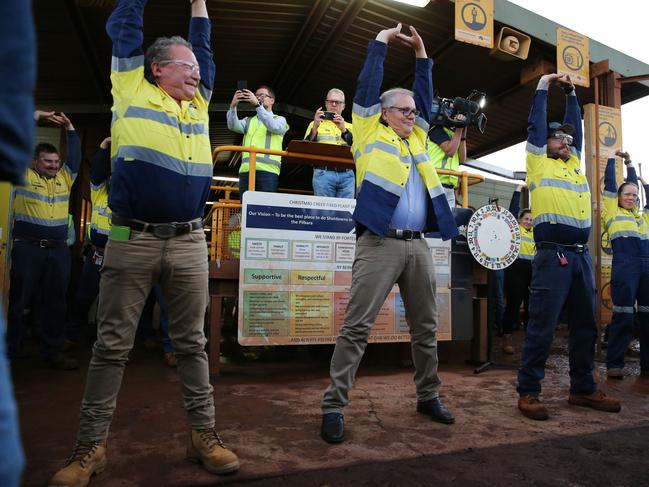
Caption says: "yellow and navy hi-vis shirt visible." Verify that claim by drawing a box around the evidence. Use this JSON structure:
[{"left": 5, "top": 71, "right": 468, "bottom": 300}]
[
  {"left": 13, "top": 130, "right": 81, "bottom": 241},
  {"left": 525, "top": 89, "right": 590, "bottom": 245},
  {"left": 87, "top": 147, "right": 112, "bottom": 248},
  {"left": 351, "top": 41, "right": 457, "bottom": 240},
  {"left": 106, "top": 0, "right": 215, "bottom": 223},
  {"left": 601, "top": 158, "right": 649, "bottom": 256},
  {"left": 427, "top": 126, "right": 460, "bottom": 187},
  {"left": 304, "top": 119, "right": 353, "bottom": 146},
  {"left": 519, "top": 226, "right": 535, "bottom": 260},
  {"left": 508, "top": 189, "right": 535, "bottom": 260}
]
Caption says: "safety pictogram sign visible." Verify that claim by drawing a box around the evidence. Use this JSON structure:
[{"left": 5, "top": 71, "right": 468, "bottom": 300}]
[
  {"left": 455, "top": 0, "right": 493, "bottom": 48},
  {"left": 557, "top": 27, "right": 590, "bottom": 87}
]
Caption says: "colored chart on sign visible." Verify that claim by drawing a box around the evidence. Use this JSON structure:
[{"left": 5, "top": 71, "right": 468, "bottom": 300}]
[{"left": 238, "top": 192, "right": 452, "bottom": 345}]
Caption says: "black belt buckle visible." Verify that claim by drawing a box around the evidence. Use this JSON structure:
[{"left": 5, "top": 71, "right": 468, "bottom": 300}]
[
  {"left": 39, "top": 239, "right": 49, "bottom": 248},
  {"left": 151, "top": 223, "right": 177, "bottom": 239},
  {"left": 574, "top": 244, "right": 586, "bottom": 254},
  {"left": 398, "top": 229, "right": 415, "bottom": 240}
]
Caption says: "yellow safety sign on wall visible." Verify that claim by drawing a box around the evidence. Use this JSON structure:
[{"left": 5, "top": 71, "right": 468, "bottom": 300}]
[
  {"left": 455, "top": 0, "right": 493, "bottom": 48},
  {"left": 584, "top": 104, "right": 623, "bottom": 327},
  {"left": 557, "top": 27, "right": 590, "bottom": 87}
]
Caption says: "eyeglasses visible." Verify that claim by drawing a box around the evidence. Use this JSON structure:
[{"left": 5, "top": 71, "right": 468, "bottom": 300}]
[
  {"left": 326, "top": 99, "right": 345, "bottom": 106},
  {"left": 256, "top": 93, "right": 273, "bottom": 100},
  {"left": 158, "top": 59, "right": 200, "bottom": 74},
  {"left": 550, "top": 133, "right": 573, "bottom": 145},
  {"left": 387, "top": 106, "right": 420, "bottom": 118}
]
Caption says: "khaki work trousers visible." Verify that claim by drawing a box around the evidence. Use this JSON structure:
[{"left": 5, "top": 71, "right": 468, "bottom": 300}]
[
  {"left": 321, "top": 234, "right": 441, "bottom": 413},
  {"left": 78, "top": 229, "right": 213, "bottom": 441}
]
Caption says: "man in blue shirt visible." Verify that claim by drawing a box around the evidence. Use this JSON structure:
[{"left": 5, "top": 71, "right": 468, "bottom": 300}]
[{"left": 320, "top": 24, "right": 458, "bottom": 444}]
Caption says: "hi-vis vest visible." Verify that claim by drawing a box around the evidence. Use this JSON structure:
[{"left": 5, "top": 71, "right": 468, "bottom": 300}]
[
  {"left": 427, "top": 127, "right": 459, "bottom": 187},
  {"left": 13, "top": 166, "right": 76, "bottom": 240},
  {"left": 240, "top": 115, "right": 285, "bottom": 176},
  {"left": 601, "top": 158, "right": 649, "bottom": 255},
  {"left": 304, "top": 120, "right": 353, "bottom": 145},
  {"left": 518, "top": 225, "right": 535, "bottom": 260}
]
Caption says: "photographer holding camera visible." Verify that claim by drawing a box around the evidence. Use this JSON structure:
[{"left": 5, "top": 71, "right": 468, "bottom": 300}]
[
  {"left": 228, "top": 85, "right": 289, "bottom": 195},
  {"left": 426, "top": 117, "right": 467, "bottom": 207},
  {"left": 304, "top": 88, "right": 354, "bottom": 198}
]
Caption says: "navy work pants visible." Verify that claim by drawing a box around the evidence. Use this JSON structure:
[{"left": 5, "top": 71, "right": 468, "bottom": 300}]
[
  {"left": 6, "top": 240, "right": 70, "bottom": 360},
  {"left": 489, "top": 269, "right": 505, "bottom": 333},
  {"left": 606, "top": 254, "right": 649, "bottom": 370},
  {"left": 503, "top": 259, "right": 532, "bottom": 334},
  {"left": 239, "top": 170, "right": 278, "bottom": 196},
  {"left": 517, "top": 248, "right": 597, "bottom": 396}
]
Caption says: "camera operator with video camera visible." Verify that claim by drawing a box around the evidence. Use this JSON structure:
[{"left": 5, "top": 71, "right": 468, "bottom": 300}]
[{"left": 426, "top": 115, "right": 467, "bottom": 207}]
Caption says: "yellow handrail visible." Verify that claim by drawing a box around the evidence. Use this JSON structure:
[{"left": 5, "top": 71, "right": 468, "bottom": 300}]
[
  {"left": 212, "top": 145, "right": 485, "bottom": 208},
  {"left": 208, "top": 145, "right": 486, "bottom": 261}
]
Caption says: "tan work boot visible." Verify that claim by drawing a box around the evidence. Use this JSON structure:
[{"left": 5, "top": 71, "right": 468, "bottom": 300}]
[
  {"left": 502, "top": 334, "right": 514, "bottom": 354},
  {"left": 48, "top": 441, "right": 107, "bottom": 487},
  {"left": 517, "top": 394, "right": 549, "bottom": 420},
  {"left": 187, "top": 429, "right": 240, "bottom": 475},
  {"left": 568, "top": 390, "right": 621, "bottom": 412}
]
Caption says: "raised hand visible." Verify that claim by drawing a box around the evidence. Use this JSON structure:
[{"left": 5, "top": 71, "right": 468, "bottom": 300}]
[
  {"left": 376, "top": 23, "right": 403, "bottom": 45},
  {"left": 230, "top": 90, "right": 245, "bottom": 108},
  {"left": 395, "top": 25, "right": 426, "bottom": 58},
  {"left": 50, "top": 112, "right": 74, "bottom": 130},
  {"left": 615, "top": 150, "right": 630, "bottom": 161}
]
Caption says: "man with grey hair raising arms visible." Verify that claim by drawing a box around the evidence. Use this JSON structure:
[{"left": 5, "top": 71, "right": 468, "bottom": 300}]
[
  {"left": 320, "top": 24, "right": 458, "bottom": 444},
  {"left": 305, "top": 88, "right": 355, "bottom": 198},
  {"left": 49, "top": 1, "right": 239, "bottom": 486}
]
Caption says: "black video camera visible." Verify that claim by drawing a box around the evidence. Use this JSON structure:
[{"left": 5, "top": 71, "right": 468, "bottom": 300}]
[{"left": 430, "top": 89, "right": 487, "bottom": 134}]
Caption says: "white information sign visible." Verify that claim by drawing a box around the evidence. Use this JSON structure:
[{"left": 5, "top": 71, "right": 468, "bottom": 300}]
[{"left": 238, "top": 192, "right": 453, "bottom": 345}]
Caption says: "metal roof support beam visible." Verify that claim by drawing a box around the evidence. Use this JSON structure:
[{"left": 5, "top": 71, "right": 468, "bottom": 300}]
[
  {"left": 283, "top": 0, "right": 369, "bottom": 101},
  {"left": 272, "top": 0, "right": 334, "bottom": 96}
]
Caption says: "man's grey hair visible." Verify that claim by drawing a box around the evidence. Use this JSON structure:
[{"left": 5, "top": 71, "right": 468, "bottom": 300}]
[
  {"left": 380, "top": 88, "right": 414, "bottom": 108},
  {"left": 144, "top": 36, "right": 193, "bottom": 84},
  {"left": 327, "top": 88, "right": 345, "bottom": 101}
]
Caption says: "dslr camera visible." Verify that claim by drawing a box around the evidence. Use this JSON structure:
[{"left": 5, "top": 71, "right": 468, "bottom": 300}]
[{"left": 430, "top": 89, "right": 487, "bottom": 134}]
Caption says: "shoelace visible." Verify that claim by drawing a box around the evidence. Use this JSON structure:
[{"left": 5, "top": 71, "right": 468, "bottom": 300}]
[
  {"left": 197, "top": 429, "right": 226, "bottom": 449},
  {"left": 66, "top": 441, "right": 101, "bottom": 468}
]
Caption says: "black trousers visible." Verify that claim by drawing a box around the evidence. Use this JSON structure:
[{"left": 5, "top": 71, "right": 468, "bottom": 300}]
[{"left": 503, "top": 259, "right": 532, "bottom": 334}]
